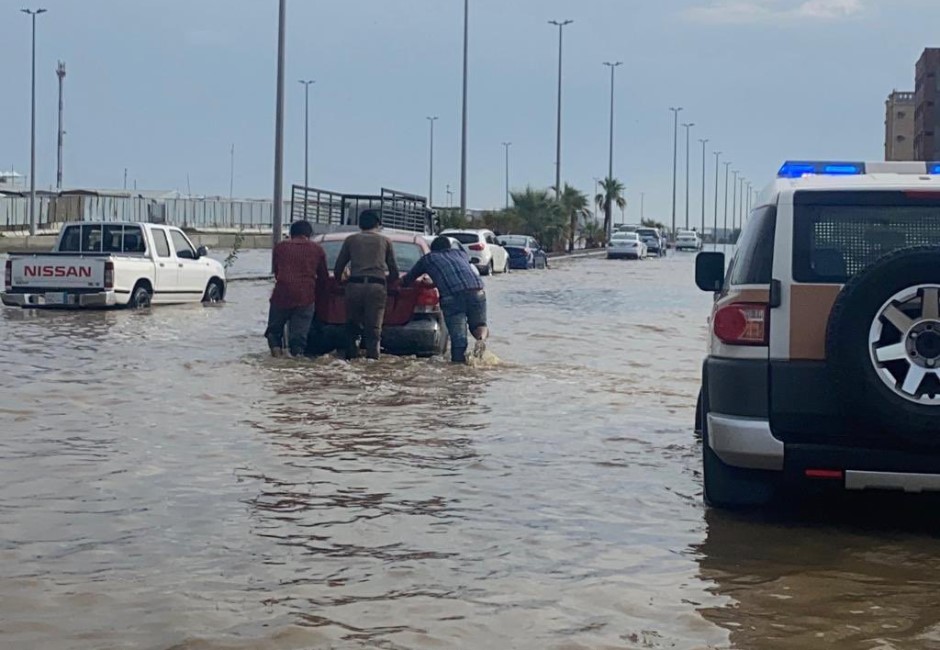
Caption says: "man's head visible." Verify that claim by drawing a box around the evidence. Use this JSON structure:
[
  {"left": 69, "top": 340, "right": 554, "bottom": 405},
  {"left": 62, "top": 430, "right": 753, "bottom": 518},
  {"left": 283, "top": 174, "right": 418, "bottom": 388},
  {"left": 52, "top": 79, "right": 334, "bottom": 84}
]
[
  {"left": 430, "top": 236, "right": 452, "bottom": 252},
  {"left": 359, "top": 209, "right": 381, "bottom": 231},
  {"left": 289, "top": 219, "right": 313, "bottom": 239}
]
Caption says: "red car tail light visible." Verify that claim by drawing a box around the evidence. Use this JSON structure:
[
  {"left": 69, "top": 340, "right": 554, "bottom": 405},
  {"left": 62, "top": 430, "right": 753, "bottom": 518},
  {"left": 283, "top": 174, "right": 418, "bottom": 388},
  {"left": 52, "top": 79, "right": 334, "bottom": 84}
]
[
  {"left": 414, "top": 285, "right": 441, "bottom": 313},
  {"left": 713, "top": 302, "right": 769, "bottom": 346},
  {"left": 4, "top": 259, "right": 11, "bottom": 291},
  {"left": 104, "top": 261, "right": 115, "bottom": 290},
  {"left": 468, "top": 243, "right": 485, "bottom": 251}
]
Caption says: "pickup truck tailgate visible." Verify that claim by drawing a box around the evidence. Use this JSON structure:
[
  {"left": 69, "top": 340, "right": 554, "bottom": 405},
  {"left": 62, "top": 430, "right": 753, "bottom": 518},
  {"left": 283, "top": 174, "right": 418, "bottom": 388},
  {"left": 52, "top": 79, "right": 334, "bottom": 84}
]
[{"left": 10, "top": 257, "right": 106, "bottom": 289}]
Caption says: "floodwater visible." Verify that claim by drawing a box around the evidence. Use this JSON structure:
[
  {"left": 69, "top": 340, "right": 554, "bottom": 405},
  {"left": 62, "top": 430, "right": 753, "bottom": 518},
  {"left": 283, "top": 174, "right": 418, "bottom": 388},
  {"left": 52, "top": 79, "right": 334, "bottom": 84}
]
[{"left": 3, "top": 249, "right": 940, "bottom": 649}]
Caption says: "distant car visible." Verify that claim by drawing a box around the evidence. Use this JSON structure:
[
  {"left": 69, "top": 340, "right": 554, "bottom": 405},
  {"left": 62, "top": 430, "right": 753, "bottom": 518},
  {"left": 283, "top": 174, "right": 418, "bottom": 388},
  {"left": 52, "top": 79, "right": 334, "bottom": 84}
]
[
  {"left": 607, "top": 232, "right": 647, "bottom": 260},
  {"left": 636, "top": 227, "right": 666, "bottom": 257},
  {"left": 676, "top": 231, "right": 703, "bottom": 251},
  {"left": 440, "top": 229, "right": 510, "bottom": 275},
  {"left": 421, "top": 235, "right": 480, "bottom": 276},
  {"left": 498, "top": 235, "right": 549, "bottom": 269},
  {"left": 307, "top": 231, "right": 447, "bottom": 358}
]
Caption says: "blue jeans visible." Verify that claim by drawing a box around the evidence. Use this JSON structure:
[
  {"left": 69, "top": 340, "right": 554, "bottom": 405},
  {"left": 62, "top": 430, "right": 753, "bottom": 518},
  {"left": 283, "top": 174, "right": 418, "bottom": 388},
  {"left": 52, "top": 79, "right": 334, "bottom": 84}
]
[{"left": 440, "top": 289, "right": 487, "bottom": 363}]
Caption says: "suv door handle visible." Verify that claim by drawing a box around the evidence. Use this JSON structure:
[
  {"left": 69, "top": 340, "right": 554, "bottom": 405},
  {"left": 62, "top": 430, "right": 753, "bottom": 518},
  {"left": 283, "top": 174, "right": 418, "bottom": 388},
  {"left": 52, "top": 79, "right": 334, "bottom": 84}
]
[{"left": 178, "top": 263, "right": 184, "bottom": 268}]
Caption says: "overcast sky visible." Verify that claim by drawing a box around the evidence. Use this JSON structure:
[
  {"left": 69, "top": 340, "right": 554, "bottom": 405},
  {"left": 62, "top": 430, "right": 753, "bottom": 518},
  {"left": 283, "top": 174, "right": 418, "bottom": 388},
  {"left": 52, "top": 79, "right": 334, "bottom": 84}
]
[{"left": 1, "top": 0, "right": 938, "bottom": 223}]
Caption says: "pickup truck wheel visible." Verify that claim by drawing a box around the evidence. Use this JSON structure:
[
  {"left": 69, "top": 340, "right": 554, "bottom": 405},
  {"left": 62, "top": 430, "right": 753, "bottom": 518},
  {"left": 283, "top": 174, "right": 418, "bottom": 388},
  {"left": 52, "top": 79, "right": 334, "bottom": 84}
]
[
  {"left": 129, "top": 285, "right": 152, "bottom": 309},
  {"left": 203, "top": 280, "right": 224, "bottom": 303}
]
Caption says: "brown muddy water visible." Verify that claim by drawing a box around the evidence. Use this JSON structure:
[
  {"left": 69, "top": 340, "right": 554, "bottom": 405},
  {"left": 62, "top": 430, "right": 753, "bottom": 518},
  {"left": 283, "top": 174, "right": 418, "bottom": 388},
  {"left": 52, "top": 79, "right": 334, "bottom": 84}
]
[{"left": 3, "top": 250, "right": 940, "bottom": 650}]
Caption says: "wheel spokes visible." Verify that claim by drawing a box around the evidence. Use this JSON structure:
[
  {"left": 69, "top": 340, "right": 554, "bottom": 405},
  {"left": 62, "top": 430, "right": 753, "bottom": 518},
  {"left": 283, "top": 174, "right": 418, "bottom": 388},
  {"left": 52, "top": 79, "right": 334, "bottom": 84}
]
[
  {"left": 901, "top": 365, "right": 928, "bottom": 396},
  {"left": 884, "top": 304, "right": 915, "bottom": 333},
  {"left": 874, "top": 342, "right": 907, "bottom": 363},
  {"left": 922, "top": 287, "right": 940, "bottom": 320}
]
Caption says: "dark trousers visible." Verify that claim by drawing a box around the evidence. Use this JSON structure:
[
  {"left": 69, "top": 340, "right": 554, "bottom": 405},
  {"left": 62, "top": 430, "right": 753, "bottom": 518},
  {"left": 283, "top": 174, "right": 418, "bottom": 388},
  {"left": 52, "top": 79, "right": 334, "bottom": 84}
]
[
  {"left": 344, "top": 282, "right": 387, "bottom": 360},
  {"left": 265, "top": 303, "right": 315, "bottom": 355}
]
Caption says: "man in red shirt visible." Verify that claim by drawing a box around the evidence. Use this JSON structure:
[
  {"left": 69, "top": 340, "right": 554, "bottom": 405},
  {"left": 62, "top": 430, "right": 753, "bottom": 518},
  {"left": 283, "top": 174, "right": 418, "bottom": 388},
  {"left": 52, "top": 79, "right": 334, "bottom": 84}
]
[{"left": 265, "top": 220, "right": 328, "bottom": 357}]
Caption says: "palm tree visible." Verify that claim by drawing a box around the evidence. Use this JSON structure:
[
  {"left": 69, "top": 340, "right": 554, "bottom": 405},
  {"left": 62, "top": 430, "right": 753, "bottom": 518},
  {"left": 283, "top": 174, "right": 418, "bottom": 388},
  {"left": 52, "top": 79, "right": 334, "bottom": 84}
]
[
  {"left": 555, "top": 184, "right": 591, "bottom": 253},
  {"left": 595, "top": 177, "right": 627, "bottom": 243},
  {"left": 510, "top": 186, "right": 565, "bottom": 250}
]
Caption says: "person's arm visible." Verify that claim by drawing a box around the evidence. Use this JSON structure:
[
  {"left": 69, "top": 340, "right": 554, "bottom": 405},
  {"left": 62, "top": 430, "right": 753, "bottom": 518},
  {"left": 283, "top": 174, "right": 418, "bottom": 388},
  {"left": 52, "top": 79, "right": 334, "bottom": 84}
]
[
  {"left": 333, "top": 239, "right": 351, "bottom": 279},
  {"left": 272, "top": 243, "right": 281, "bottom": 278},
  {"left": 314, "top": 247, "right": 329, "bottom": 297},
  {"left": 400, "top": 255, "right": 425, "bottom": 288},
  {"left": 385, "top": 238, "right": 400, "bottom": 282}
]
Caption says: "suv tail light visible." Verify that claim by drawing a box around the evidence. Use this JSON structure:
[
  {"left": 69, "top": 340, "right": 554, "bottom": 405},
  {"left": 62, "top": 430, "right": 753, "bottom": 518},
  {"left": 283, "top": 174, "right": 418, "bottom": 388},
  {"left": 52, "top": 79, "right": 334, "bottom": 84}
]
[
  {"left": 468, "top": 243, "right": 485, "bottom": 251},
  {"left": 713, "top": 302, "right": 769, "bottom": 346},
  {"left": 4, "top": 259, "right": 11, "bottom": 291},
  {"left": 414, "top": 285, "right": 440, "bottom": 313},
  {"left": 104, "top": 261, "right": 114, "bottom": 290}
]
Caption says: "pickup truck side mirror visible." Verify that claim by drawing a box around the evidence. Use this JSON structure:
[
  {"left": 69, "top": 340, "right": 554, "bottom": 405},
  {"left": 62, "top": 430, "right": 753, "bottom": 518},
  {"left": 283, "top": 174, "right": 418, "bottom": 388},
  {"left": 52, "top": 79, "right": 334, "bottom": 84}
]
[
  {"left": 695, "top": 251, "right": 725, "bottom": 292},
  {"left": 196, "top": 245, "right": 209, "bottom": 259}
]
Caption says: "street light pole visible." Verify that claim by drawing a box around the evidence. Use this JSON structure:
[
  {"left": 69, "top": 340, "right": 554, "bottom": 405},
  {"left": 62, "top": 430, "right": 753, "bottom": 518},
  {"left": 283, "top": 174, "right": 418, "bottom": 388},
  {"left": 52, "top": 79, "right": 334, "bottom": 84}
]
[
  {"left": 230, "top": 144, "right": 235, "bottom": 200},
  {"left": 56, "top": 60, "right": 65, "bottom": 190},
  {"left": 271, "top": 0, "right": 287, "bottom": 260},
  {"left": 603, "top": 61, "right": 622, "bottom": 241},
  {"left": 712, "top": 151, "right": 721, "bottom": 249},
  {"left": 731, "top": 171, "right": 739, "bottom": 243},
  {"left": 501, "top": 141, "right": 511, "bottom": 210},
  {"left": 298, "top": 80, "right": 315, "bottom": 190},
  {"left": 699, "top": 138, "right": 708, "bottom": 236},
  {"left": 669, "top": 107, "right": 682, "bottom": 238},
  {"left": 459, "top": 0, "right": 469, "bottom": 217},
  {"left": 640, "top": 191, "right": 645, "bottom": 222},
  {"left": 682, "top": 122, "right": 694, "bottom": 231},
  {"left": 723, "top": 161, "right": 731, "bottom": 245},
  {"left": 550, "top": 19, "right": 573, "bottom": 201},
  {"left": 426, "top": 116, "right": 438, "bottom": 206},
  {"left": 22, "top": 8, "right": 46, "bottom": 237}
]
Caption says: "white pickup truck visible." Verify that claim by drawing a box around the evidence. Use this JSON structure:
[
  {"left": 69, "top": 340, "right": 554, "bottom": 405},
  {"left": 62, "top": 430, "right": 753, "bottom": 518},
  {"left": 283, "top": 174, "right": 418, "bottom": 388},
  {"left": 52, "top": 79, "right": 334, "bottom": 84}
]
[{"left": 2, "top": 221, "right": 226, "bottom": 309}]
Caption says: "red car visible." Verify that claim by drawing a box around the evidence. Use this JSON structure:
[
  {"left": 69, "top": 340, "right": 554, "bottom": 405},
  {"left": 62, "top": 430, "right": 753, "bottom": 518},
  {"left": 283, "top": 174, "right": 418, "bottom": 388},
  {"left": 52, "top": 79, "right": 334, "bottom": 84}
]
[{"left": 306, "top": 231, "right": 448, "bottom": 357}]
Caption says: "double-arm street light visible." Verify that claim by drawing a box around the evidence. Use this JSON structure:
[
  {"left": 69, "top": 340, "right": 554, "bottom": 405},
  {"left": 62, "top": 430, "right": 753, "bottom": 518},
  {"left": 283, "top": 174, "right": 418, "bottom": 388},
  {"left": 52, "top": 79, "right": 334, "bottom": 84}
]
[
  {"left": 669, "top": 107, "right": 682, "bottom": 237},
  {"left": 549, "top": 19, "right": 573, "bottom": 200},
  {"left": 22, "top": 7, "right": 47, "bottom": 237}
]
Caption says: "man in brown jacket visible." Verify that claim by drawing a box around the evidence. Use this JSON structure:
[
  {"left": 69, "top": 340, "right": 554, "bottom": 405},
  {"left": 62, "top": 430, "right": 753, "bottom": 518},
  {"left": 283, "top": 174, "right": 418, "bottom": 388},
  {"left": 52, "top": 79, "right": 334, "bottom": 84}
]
[{"left": 333, "top": 210, "right": 399, "bottom": 360}]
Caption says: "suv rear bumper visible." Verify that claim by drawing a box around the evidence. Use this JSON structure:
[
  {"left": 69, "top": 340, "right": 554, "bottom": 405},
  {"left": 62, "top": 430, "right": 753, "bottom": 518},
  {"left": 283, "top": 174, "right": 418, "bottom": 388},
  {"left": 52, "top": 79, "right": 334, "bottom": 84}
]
[{"left": 1, "top": 290, "right": 117, "bottom": 308}]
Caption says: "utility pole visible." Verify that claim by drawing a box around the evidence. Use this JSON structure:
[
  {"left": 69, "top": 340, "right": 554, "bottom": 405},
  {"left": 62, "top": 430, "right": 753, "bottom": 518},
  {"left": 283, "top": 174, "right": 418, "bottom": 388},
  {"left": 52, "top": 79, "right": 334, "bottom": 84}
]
[
  {"left": 640, "top": 191, "right": 645, "bottom": 221},
  {"left": 699, "top": 138, "right": 708, "bottom": 236},
  {"left": 56, "top": 60, "right": 65, "bottom": 190},
  {"left": 549, "top": 19, "right": 573, "bottom": 201},
  {"left": 123, "top": 167, "right": 127, "bottom": 191},
  {"left": 731, "top": 171, "right": 739, "bottom": 244},
  {"left": 603, "top": 61, "right": 622, "bottom": 241},
  {"left": 723, "top": 161, "right": 731, "bottom": 245},
  {"left": 23, "top": 8, "right": 46, "bottom": 236},
  {"left": 682, "top": 122, "right": 694, "bottom": 231},
  {"left": 427, "top": 116, "right": 438, "bottom": 206},
  {"left": 271, "top": 0, "right": 287, "bottom": 259},
  {"left": 229, "top": 144, "right": 235, "bottom": 200},
  {"left": 669, "top": 107, "right": 682, "bottom": 239},
  {"left": 298, "top": 79, "right": 314, "bottom": 190},
  {"left": 712, "top": 151, "right": 721, "bottom": 249},
  {"left": 459, "top": 0, "right": 469, "bottom": 217},
  {"left": 501, "top": 141, "right": 511, "bottom": 210}
]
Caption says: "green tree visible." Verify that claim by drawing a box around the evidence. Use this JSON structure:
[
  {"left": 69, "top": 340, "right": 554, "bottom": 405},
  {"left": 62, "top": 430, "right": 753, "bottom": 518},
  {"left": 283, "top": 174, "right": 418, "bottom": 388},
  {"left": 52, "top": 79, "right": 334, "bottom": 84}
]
[
  {"left": 641, "top": 218, "right": 668, "bottom": 233},
  {"left": 555, "top": 184, "right": 591, "bottom": 253},
  {"left": 510, "top": 186, "right": 566, "bottom": 251},
  {"left": 595, "top": 177, "right": 627, "bottom": 243},
  {"left": 437, "top": 208, "right": 470, "bottom": 232},
  {"left": 580, "top": 220, "right": 606, "bottom": 249}
]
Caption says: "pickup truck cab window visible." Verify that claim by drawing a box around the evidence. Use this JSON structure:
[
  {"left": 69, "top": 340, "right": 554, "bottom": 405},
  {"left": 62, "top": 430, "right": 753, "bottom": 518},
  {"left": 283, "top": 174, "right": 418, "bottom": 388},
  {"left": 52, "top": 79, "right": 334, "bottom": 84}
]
[
  {"left": 170, "top": 230, "right": 197, "bottom": 260},
  {"left": 152, "top": 229, "right": 172, "bottom": 258},
  {"left": 60, "top": 224, "right": 104, "bottom": 252},
  {"left": 102, "top": 225, "right": 146, "bottom": 254}
]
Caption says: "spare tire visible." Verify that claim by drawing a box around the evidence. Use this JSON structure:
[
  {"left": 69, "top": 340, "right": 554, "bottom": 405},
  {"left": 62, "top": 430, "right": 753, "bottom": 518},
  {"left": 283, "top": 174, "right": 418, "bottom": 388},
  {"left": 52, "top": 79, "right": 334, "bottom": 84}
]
[{"left": 826, "top": 246, "right": 940, "bottom": 445}]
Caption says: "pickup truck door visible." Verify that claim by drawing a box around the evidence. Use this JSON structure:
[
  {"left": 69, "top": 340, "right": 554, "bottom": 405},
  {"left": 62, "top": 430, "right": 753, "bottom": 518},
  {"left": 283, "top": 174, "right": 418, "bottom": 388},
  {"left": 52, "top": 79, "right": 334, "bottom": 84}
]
[
  {"left": 169, "top": 229, "right": 208, "bottom": 299},
  {"left": 149, "top": 227, "right": 178, "bottom": 302}
]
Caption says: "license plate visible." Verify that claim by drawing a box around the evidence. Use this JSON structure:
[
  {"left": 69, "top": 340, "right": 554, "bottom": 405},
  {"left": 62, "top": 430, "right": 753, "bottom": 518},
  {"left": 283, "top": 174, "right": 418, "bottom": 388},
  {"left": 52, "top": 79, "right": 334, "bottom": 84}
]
[{"left": 44, "top": 292, "right": 66, "bottom": 305}]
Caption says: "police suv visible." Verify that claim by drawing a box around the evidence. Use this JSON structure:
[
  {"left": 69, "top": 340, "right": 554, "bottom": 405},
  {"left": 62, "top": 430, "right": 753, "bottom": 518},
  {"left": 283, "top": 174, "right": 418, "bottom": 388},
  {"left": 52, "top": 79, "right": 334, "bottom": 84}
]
[{"left": 696, "top": 160, "right": 940, "bottom": 508}]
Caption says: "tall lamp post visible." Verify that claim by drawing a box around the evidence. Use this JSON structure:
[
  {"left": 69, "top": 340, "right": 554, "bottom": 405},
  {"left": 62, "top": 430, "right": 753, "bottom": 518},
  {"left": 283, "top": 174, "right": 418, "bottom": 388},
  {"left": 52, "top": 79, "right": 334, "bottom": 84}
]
[
  {"left": 298, "top": 79, "right": 315, "bottom": 190},
  {"left": 459, "top": 0, "right": 469, "bottom": 217},
  {"left": 271, "top": 0, "right": 287, "bottom": 259},
  {"left": 669, "top": 107, "right": 682, "bottom": 238},
  {"left": 549, "top": 19, "right": 573, "bottom": 200},
  {"left": 56, "top": 60, "right": 65, "bottom": 190},
  {"left": 731, "top": 171, "right": 739, "bottom": 243},
  {"left": 22, "top": 7, "right": 46, "bottom": 237},
  {"left": 426, "top": 116, "right": 438, "bottom": 206},
  {"left": 682, "top": 122, "right": 694, "bottom": 231},
  {"left": 723, "top": 161, "right": 731, "bottom": 245},
  {"left": 501, "top": 141, "right": 511, "bottom": 210},
  {"left": 712, "top": 151, "right": 721, "bottom": 249},
  {"left": 698, "top": 137, "right": 708, "bottom": 236},
  {"left": 603, "top": 61, "right": 622, "bottom": 240}
]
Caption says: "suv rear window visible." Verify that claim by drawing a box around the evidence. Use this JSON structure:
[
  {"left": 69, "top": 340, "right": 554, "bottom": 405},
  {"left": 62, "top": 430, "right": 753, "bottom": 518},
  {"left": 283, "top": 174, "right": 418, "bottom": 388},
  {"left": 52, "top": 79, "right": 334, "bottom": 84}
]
[
  {"left": 793, "top": 191, "right": 940, "bottom": 283},
  {"left": 726, "top": 206, "right": 777, "bottom": 286},
  {"left": 447, "top": 233, "right": 480, "bottom": 245}
]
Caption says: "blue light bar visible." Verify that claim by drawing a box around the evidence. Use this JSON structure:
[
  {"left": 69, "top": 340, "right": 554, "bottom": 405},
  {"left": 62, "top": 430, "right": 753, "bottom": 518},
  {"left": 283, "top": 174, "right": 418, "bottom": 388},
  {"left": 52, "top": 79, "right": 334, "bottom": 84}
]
[
  {"left": 777, "top": 161, "right": 866, "bottom": 178},
  {"left": 929, "top": 163, "right": 940, "bottom": 175}
]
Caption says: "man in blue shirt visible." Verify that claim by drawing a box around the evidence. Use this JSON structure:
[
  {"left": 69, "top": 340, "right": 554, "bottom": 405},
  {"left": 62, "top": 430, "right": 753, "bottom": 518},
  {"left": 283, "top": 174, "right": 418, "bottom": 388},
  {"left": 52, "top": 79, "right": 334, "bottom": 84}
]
[{"left": 402, "top": 236, "right": 489, "bottom": 363}]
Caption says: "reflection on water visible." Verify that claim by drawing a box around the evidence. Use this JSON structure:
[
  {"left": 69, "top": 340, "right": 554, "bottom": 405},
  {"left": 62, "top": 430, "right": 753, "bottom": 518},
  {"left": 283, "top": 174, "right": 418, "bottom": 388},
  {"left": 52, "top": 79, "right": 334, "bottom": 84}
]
[{"left": 3, "top": 250, "right": 940, "bottom": 649}]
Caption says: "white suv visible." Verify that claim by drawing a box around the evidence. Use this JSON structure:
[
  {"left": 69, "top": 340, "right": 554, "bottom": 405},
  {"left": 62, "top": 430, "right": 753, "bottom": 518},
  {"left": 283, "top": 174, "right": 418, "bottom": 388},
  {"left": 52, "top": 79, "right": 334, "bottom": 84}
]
[
  {"left": 439, "top": 229, "right": 509, "bottom": 275},
  {"left": 695, "top": 160, "right": 940, "bottom": 509}
]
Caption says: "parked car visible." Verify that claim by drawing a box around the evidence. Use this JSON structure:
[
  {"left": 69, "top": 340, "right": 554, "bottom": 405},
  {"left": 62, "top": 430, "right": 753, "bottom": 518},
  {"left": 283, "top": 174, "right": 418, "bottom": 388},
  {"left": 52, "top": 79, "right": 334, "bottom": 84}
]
[
  {"left": 676, "top": 230, "right": 703, "bottom": 251},
  {"left": 440, "top": 229, "right": 509, "bottom": 275},
  {"left": 636, "top": 227, "right": 666, "bottom": 257},
  {"left": 695, "top": 158, "right": 940, "bottom": 509},
  {"left": 2, "top": 221, "right": 226, "bottom": 309},
  {"left": 420, "top": 235, "right": 480, "bottom": 276},
  {"left": 498, "top": 235, "right": 549, "bottom": 269},
  {"left": 607, "top": 231, "right": 647, "bottom": 260},
  {"left": 307, "top": 231, "right": 447, "bottom": 358}
]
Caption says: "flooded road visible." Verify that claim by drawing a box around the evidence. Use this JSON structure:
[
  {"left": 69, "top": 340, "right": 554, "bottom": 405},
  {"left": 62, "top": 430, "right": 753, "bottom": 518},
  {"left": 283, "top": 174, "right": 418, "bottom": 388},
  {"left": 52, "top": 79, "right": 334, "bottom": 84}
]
[{"left": 3, "top": 250, "right": 940, "bottom": 649}]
